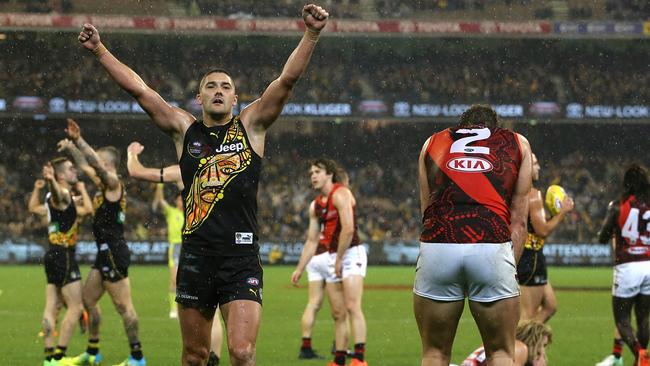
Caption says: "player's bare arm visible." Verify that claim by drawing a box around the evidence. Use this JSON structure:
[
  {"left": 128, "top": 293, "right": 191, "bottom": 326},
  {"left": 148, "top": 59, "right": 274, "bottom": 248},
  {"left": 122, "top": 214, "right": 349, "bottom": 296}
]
[
  {"left": 65, "top": 119, "right": 120, "bottom": 194},
  {"left": 529, "top": 188, "right": 574, "bottom": 238},
  {"left": 78, "top": 24, "right": 194, "bottom": 141},
  {"left": 598, "top": 200, "right": 619, "bottom": 244},
  {"left": 74, "top": 181, "right": 94, "bottom": 216},
  {"left": 152, "top": 183, "right": 170, "bottom": 212},
  {"left": 418, "top": 137, "right": 434, "bottom": 216},
  {"left": 240, "top": 4, "right": 328, "bottom": 154},
  {"left": 57, "top": 137, "right": 101, "bottom": 187},
  {"left": 333, "top": 187, "right": 355, "bottom": 278},
  {"left": 43, "top": 163, "right": 72, "bottom": 210},
  {"left": 28, "top": 178, "right": 48, "bottom": 217},
  {"left": 511, "top": 134, "right": 533, "bottom": 261},
  {"left": 291, "top": 201, "right": 320, "bottom": 285},
  {"left": 127, "top": 142, "right": 182, "bottom": 188}
]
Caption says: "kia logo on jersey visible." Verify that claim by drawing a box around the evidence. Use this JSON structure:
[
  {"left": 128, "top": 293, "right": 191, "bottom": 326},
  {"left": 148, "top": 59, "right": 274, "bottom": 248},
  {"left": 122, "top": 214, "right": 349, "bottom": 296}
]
[{"left": 446, "top": 157, "right": 493, "bottom": 173}]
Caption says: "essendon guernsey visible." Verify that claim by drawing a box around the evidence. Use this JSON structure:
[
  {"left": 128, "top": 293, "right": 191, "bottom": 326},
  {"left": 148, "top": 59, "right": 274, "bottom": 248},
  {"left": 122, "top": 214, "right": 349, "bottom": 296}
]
[
  {"left": 420, "top": 126, "right": 522, "bottom": 244},
  {"left": 314, "top": 183, "right": 360, "bottom": 253},
  {"left": 613, "top": 195, "right": 650, "bottom": 265}
]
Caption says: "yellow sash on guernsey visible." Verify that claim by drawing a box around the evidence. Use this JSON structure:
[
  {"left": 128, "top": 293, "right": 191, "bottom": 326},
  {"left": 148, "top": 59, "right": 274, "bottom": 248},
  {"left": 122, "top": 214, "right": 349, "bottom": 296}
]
[{"left": 523, "top": 232, "right": 545, "bottom": 251}]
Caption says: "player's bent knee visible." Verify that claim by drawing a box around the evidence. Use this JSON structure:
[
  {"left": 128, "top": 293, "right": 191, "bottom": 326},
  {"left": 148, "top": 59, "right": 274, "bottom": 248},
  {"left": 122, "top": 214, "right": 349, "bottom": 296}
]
[
  {"left": 184, "top": 345, "right": 210, "bottom": 366},
  {"left": 228, "top": 341, "right": 255, "bottom": 362}
]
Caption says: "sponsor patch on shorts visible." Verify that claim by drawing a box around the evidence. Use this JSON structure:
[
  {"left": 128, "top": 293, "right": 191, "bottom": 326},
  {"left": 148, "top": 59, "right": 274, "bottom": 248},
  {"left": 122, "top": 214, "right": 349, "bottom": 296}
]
[{"left": 235, "top": 232, "right": 253, "bottom": 245}]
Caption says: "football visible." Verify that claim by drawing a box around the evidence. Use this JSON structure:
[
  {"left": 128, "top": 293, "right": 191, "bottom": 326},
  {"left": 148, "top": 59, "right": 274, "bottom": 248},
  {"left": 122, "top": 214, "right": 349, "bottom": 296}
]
[{"left": 545, "top": 184, "right": 566, "bottom": 216}]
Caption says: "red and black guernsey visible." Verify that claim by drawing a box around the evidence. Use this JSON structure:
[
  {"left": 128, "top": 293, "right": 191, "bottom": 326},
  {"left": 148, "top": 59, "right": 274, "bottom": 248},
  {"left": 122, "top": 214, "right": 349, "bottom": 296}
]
[
  {"left": 92, "top": 187, "right": 126, "bottom": 244},
  {"left": 179, "top": 117, "right": 261, "bottom": 257},
  {"left": 314, "top": 183, "right": 360, "bottom": 254},
  {"left": 420, "top": 125, "right": 522, "bottom": 244},
  {"left": 613, "top": 195, "right": 650, "bottom": 265}
]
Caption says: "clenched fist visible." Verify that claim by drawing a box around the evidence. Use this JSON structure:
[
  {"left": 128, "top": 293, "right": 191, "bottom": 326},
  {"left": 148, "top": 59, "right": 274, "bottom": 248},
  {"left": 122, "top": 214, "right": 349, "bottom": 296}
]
[
  {"left": 302, "top": 4, "right": 329, "bottom": 32},
  {"left": 78, "top": 23, "right": 101, "bottom": 51}
]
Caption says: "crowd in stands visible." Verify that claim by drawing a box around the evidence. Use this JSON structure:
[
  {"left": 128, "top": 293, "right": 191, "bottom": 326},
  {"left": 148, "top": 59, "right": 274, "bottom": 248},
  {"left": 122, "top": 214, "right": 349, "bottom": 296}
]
[
  {"left": 2, "top": 34, "right": 650, "bottom": 107},
  {"left": 1, "top": 118, "right": 646, "bottom": 248},
  {"left": 1, "top": 0, "right": 649, "bottom": 20}
]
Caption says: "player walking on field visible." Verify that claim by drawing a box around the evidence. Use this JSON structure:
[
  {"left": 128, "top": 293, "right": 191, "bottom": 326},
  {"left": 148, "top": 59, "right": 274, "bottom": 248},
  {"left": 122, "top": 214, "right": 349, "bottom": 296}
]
[
  {"left": 29, "top": 159, "right": 92, "bottom": 366},
  {"left": 598, "top": 164, "right": 650, "bottom": 366},
  {"left": 517, "top": 153, "right": 574, "bottom": 323},
  {"left": 78, "top": 4, "right": 329, "bottom": 365},
  {"left": 291, "top": 160, "right": 367, "bottom": 365},
  {"left": 414, "top": 104, "right": 532, "bottom": 366}
]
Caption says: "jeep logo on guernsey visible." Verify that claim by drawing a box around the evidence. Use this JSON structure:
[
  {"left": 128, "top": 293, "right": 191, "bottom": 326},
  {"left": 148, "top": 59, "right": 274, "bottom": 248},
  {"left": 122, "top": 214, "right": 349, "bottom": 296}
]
[
  {"left": 215, "top": 142, "right": 245, "bottom": 154},
  {"left": 446, "top": 157, "right": 493, "bottom": 173}
]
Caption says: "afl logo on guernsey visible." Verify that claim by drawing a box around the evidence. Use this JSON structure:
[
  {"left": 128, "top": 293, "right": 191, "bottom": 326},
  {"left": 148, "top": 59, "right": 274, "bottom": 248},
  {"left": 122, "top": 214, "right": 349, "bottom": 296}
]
[{"left": 446, "top": 157, "right": 493, "bottom": 173}]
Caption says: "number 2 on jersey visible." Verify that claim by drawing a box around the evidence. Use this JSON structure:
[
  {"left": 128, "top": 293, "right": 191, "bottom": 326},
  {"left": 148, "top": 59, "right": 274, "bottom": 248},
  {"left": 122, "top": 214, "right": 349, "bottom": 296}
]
[
  {"left": 622, "top": 208, "right": 650, "bottom": 244},
  {"left": 450, "top": 128, "right": 491, "bottom": 155}
]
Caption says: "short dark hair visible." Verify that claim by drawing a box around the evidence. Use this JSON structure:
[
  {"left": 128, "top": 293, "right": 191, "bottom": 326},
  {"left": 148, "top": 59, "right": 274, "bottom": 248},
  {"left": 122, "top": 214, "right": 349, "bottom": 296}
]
[
  {"left": 310, "top": 158, "right": 339, "bottom": 183},
  {"left": 622, "top": 164, "right": 650, "bottom": 200},
  {"left": 49, "top": 157, "right": 69, "bottom": 175},
  {"left": 199, "top": 68, "right": 234, "bottom": 91},
  {"left": 98, "top": 146, "right": 120, "bottom": 170},
  {"left": 459, "top": 104, "right": 499, "bottom": 128}
]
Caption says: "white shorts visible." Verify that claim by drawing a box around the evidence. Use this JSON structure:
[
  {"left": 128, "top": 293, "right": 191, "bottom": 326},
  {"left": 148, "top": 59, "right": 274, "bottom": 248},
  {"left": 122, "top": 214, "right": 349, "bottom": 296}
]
[
  {"left": 305, "top": 246, "right": 368, "bottom": 283},
  {"left": 306, "top": 252, "right": 331, "bottom": 282},
  {"left": 413, "top": 242, "right": 519, "bottom": 302},
  {"left": 613, "top": 261, "right": 650, "bottom": 298}
]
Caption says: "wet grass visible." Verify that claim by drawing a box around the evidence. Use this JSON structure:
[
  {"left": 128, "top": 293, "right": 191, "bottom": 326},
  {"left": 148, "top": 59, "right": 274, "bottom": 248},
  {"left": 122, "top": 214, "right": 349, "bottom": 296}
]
[{"left": 0, "top": 265, "right": 618, "bottom": 365}]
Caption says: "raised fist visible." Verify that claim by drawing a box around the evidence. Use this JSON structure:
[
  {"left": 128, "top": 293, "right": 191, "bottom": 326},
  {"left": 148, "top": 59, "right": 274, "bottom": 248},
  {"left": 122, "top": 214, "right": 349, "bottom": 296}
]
[
  {"left": 302, "top": 4, "right": 329, "bottom": 32},
  {"left": 34, "top": 179, "right": 46, "bottom": 189},
  {"left": 78, "top": 23, "right": 101, "bottom": 51},
  {"left": 43, "top": 164, "right": 55, "bottom": 181},
  {"left": 75, "top": 181, "right": 86, "bottom": 192},
  {"left": 65, "top": 118, "right": 81, "bottom": 141},
  {"left": 127, "top": 142, "right": 145, "bottom": 155},
  {"left": 57, "top": 138, "right": 75, "bottom": 153}
]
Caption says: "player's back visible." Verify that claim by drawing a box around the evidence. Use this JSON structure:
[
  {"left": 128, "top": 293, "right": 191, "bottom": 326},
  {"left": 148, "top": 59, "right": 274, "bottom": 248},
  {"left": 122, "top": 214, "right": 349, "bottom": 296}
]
[
  {"left": 614, "top": 194, "right": 650, "bottom": 264},
  {"left": 420, "top": 125, "right": 523, "bottom": 244}
]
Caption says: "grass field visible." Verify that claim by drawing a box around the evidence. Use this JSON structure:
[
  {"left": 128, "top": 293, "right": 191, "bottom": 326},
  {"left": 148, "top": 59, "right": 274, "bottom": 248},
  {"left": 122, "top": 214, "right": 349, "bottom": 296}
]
[{"left": 0, "top": 264, "right": 623, "bottom": 365}]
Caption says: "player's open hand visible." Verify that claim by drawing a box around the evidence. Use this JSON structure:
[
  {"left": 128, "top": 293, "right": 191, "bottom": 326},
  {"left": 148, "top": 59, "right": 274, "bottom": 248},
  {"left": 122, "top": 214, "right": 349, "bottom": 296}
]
[
  {"left": 34, "top": 179, "right": 46, "bottom": 189},
  {"left": 65, "top": 118, "right": 81, "bottom": 141},
  {"left": 127, "top": 142, "right": 145, "bottom": 155},
  {"left": 43, "top": 164, "right": 55, "bottom": 181},
  {"left": 78, "top": 23, "right": 101, "bottom": 50},
  {"left": 302, "top": 4, "right": 329, "bottom": 32},
  {"left": 291, "top": 269, "right": 302, "bottom": 286},
  {"left": 560, "top": 196, "right": 575, "bottom": 213}
]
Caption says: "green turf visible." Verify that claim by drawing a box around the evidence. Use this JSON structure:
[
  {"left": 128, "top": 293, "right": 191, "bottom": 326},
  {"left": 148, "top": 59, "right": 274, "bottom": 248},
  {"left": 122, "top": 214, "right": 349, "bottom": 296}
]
[{"left": 0, "top": 265, "right": 623, "bottom": 365}]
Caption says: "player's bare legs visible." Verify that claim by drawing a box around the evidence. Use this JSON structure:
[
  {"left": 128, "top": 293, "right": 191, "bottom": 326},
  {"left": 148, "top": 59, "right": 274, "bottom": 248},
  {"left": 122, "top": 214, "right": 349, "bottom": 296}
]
[
  {"left": 83, "top": 269, "right": 105, "bottom": 338},
  {"left": 211, "top": 311, "right": 224, "bottom": 359},
  {"left": 58, "top": 281, "right": 84, "bottom": 346},
  {"left": 343, "top": 275, "right": 367, "bottom": 344},
  {"left": 468, "top": 296, "right": 520, "bottom": 366},
  {"left": 413, "top": 295, "right": 464, "bottom": 366},
  {"left": 105, "top": 278, "right": 140, "bottom": 345},
  {"left": 519, "top": 285, "right": 544, "bottom": 321},
  {"left": 537, "top": 282, "right": 558, "bottom": 322},
  {"left": 179, "top": 305, "right": 214, "bottom": 365},
  {"left": 327, "top": 282, "right": 349, "bottom": 352},
  {"left": 221, "top": 300, "right": 262, "bottom": 366},
  {"left": 42, "top": 284, "right": 59, "bottom": 350},
  {"left": 302, "top": 280, "right": 325, "bottom": 338}
]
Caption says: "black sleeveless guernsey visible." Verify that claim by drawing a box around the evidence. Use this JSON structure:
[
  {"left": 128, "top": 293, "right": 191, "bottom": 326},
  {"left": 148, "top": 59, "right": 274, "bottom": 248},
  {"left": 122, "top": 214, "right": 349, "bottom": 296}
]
[
  {"left": 92, "top": 187, "right": 126, "bottom": 245},
  {"left": 179, "top": 117, "right": 262, "bottom": 256}
]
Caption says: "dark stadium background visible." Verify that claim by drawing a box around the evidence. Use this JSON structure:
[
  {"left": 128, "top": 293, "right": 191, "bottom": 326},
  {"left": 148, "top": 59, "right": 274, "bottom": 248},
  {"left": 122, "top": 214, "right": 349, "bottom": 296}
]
[{"left": 1, "top": 1, "right": 650, "bottom": 365}]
